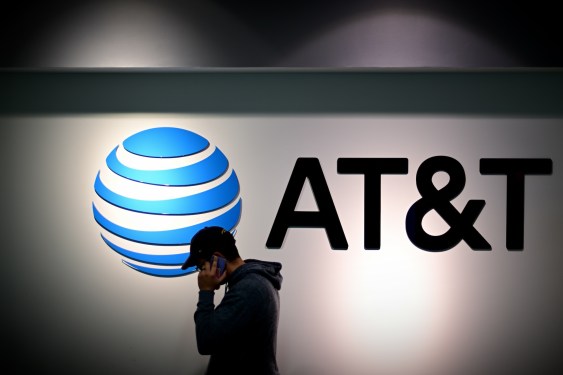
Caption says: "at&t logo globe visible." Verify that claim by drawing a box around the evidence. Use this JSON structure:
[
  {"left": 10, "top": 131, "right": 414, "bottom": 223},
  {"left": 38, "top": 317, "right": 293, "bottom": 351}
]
[{"left": 92, "top": 127, "right": 242, "bottom": 277}]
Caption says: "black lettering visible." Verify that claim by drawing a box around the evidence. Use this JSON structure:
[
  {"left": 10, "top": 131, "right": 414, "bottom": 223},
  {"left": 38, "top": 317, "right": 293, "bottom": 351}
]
[
  {"left": 406, "top": 156, "right": 491, "bottom": 251},
  {"left": 266, "top": 158, "right": 347, "bottom": 249},
  {"left": 337, "top": 158, "right": 408, "bottom": 249},
  {"left": 480, "top": 158, "right": 553, "bottom": 250}
]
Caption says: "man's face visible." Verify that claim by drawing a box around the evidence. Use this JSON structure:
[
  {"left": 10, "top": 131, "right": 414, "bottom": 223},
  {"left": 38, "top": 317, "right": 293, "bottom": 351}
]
[
  {"left": 195, "top": 256, "right": 208, "bottom": 271},
  {"left": 195, "top": 250, "right": 219, "bottom": 271}
]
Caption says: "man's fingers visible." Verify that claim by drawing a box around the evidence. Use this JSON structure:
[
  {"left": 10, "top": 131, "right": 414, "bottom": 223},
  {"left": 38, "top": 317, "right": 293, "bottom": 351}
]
[
  {"left": 199, "top": 260, "right": 211, "bottom": 272},
  {"left": 211, "top": 255, "right": 218, "bottom": 271},
  {"left": 217, "top": 269, "right": 228, "bottom": 283}
]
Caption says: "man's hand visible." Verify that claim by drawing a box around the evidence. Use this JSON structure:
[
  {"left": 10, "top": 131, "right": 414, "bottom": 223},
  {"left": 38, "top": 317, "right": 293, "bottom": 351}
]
[{"left": 197, "top": 256, "right": 228, "bottom": 291}]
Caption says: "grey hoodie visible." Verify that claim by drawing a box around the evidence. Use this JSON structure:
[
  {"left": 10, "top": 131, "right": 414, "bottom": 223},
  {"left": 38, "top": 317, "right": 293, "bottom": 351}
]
[{"left": 194, "top": 259, "right": 283, "bottom": 375}]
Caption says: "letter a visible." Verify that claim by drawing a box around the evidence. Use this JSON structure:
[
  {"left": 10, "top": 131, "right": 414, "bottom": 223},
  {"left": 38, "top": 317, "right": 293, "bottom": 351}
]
[{"left": 266, "top": 158, "right": 348, "bottom": 249}]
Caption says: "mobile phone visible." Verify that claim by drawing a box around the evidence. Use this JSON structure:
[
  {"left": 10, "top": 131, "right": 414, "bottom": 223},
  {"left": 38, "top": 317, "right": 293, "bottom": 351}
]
[{"left": 210, "top": 255, "right": 227, "bottom": 276}]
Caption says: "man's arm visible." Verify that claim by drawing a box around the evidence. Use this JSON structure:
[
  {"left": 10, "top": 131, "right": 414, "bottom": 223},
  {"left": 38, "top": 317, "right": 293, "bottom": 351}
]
[
  {"left": 194, "top": 286, "right": 255, "bottom": 354},
  {"left": 194, "top": 257, "right": 255, "bottom": 354}
]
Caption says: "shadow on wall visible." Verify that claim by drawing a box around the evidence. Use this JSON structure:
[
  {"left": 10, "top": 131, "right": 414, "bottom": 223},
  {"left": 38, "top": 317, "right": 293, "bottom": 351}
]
[{"left": 12, "top": 1, "right": 521, "bottom": 68}]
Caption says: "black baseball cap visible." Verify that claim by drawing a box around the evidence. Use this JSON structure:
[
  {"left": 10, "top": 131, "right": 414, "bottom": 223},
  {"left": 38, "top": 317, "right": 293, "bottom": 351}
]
[{"left": 181, "top": 226, "right": 236, "bottom": 270}]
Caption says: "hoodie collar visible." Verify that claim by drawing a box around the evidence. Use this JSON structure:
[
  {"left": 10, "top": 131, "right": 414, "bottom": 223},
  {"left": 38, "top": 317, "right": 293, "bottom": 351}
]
[{"left": 227, "top": 259, "right": 283, "bottom": 290}]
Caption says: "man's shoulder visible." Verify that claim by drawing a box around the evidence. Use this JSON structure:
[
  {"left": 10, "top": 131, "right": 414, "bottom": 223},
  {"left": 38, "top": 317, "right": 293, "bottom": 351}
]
[
  {"left": 236, "top": 271, "right": 272, "bottom": 287},
  {"left": 232, "top": 271, "right": 277, "bottom": 296}
]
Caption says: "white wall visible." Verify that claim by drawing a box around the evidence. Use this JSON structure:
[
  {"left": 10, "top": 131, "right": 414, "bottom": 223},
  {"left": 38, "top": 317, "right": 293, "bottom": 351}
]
[{"left": 1, "top": 114, "right": 561, "bottom": 374}]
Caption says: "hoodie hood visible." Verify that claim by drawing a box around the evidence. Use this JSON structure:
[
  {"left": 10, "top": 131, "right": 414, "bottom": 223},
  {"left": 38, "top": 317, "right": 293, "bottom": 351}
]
[{"left": 228, "top": 259, "right": 283, "bottom": 290}]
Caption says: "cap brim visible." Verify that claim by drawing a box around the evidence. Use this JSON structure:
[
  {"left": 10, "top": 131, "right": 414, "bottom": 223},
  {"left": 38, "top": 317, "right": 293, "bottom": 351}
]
[{"left": 181, "top": 254, "right": 197, "bottom": 270}]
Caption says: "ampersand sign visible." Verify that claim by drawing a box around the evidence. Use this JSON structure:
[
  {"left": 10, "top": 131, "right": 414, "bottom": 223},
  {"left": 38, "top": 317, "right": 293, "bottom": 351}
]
[{"left": 406, "top": 156, "right": 491, "bottom": 252}]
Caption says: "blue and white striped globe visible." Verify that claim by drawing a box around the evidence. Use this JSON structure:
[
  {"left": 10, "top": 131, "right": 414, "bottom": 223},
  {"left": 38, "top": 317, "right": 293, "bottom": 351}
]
[{"left": 92, "top": 127, "right": 242, "bottom": 277}]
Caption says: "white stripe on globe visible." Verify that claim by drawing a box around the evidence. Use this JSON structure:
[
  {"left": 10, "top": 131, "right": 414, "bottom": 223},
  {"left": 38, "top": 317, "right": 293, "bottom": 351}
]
[
  {"left": 98, "top": 164, "right": 236, "bottom": 201},
  {"left": 99, "top": 228, "right": 189, "bottom": 256},
  {"left": 120, "top": 258, "right": 186, "bottom": 271},
  {"left": 93, "top": 193, "right": 241, "bottom": 231}
]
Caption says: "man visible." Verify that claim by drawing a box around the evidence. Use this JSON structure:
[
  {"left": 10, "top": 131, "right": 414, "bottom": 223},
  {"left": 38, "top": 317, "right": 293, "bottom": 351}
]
[{"left": 181, "top": 226, "right": 283, "bottom": 375}]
